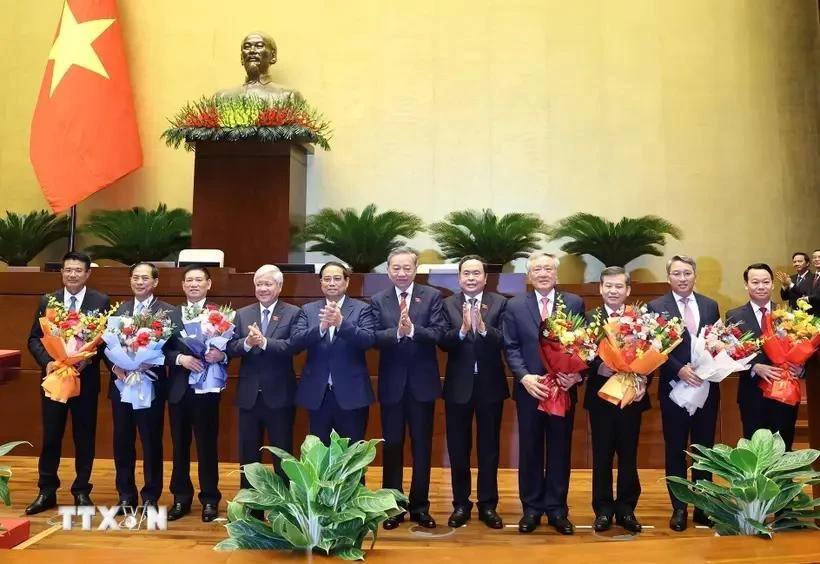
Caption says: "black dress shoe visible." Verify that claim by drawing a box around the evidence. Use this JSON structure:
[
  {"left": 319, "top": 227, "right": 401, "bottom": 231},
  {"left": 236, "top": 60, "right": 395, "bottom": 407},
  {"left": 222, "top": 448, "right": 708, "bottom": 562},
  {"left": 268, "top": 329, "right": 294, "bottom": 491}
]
[
  {"left": 382, "top": 515, "right": 404, "bottom": 530},
  {"left": 478, "top": 508, "right": 503, "bottom": 529},
  {"left": 616, "top": 514, "right": 642, "bottom": 533},
  {"left": 518, "top": 513, "right": 540, "bottom": 533},
  {"left": 548, "top": 516, "right": 574, "bottom": 535},
  {"left": 167, "top": 501, "right": 191, "bottom": 521},
  {"left": 693, "top": 508, "right": 713, "bottom": 527},
  {"left": 669, "top": 508, "right": 687, "bottom": 531},
  {"left": 593, "top": 514, "right": 612, "bottom": 532},
  {"left": 142, "top": 499, "right": 158, "bottom": 510},
  {"left": 202, "top": 503, "right": 218, "bottom": 522},
  {"left": 116, "top": 498, "right": 138, "bottom": 516},
  {"left": 73, "top": 493, "right": 93, "bottom": 507},
  {"left": 448, "top": 506, "right": 471, "bottom": 528},
  {"left": 410, "top": 511, "right": 436, "bottom": 528},
  {"left": 25, "top": 491, "right": 57, "bottom": 515}
]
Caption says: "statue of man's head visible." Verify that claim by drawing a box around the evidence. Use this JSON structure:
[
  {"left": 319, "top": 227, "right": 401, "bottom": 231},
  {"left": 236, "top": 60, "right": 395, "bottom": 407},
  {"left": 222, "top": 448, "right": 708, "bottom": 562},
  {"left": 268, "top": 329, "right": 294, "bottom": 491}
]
[{"left": 241, "top": 32, "right": 277, "bottom": 81}]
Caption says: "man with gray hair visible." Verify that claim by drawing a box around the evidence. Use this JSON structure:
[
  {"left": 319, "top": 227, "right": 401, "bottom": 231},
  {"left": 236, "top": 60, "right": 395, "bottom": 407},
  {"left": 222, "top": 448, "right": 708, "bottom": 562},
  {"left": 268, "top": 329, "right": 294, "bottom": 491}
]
[
  {"left": 648, "top": 255, "right": 720, "bottom": 532},
  {"left": 502, "top": 252, "right": 585, "bottom": 535},
  {"left": 227, "top": 264, "right": 305, "bottom": 493},
  {"left": 371, "top": 247, "right": 448, "bottom": 530}
]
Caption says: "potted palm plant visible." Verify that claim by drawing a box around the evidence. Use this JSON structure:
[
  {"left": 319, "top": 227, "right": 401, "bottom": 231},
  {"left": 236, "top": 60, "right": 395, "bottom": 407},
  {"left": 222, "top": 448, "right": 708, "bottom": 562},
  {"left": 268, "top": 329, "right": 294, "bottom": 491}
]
[
  {"left": 300, "top": 204, "right": 423, "bottom": 273},
  {"left": 429, "top": 209, "right": 546, "bottom": 272},
  {"left": 81, "top": 204, "right": 192, "bottom": 265},
  {"left": 667, "top": 429, "right": 820, "bottom": 537},
  {"left": 547, "top": 213, "right": 682, "bottom": 268},
  {"left": 0, "top": 211, "right": 69, "bottom": 271},
  {"left": 216, "top": 431, "right": 406, "bottom": 560}
]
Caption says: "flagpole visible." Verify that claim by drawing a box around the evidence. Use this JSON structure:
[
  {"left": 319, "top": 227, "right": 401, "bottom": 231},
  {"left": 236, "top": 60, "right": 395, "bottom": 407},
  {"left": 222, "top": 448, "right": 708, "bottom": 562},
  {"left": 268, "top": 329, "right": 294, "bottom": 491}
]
[{"left": 68, "top": 205, "right": 77, "bottom": 252}]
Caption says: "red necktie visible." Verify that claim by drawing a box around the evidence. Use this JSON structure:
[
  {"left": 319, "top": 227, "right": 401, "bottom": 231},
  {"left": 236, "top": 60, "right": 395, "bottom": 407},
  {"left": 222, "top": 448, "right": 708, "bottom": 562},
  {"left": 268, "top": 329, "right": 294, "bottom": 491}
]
[{"left": 399, "top": 291, "right": 408, "bottom": 312}]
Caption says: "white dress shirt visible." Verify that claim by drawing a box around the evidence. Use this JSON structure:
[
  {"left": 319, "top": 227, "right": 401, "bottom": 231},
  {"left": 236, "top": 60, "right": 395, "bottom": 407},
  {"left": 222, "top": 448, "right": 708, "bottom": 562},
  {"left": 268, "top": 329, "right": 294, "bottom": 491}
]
[{"left": 63, "top": 286, "right": 87, "bottom": 311}]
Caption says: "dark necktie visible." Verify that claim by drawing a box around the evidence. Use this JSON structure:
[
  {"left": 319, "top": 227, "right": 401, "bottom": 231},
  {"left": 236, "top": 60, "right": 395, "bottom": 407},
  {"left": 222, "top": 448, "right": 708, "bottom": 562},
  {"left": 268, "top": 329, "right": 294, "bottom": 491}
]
[
  {"left": 261, "top": 308, "right": 270, "bottom": 333},
  {"left": 399, "top": 291, "right": 408, "bottom": 312},
  {"left": 468, "top": 298, "right": 478, "bottom": 334},
  {"left": 69, "top": 295, "right": 78, "bottom": 312}
]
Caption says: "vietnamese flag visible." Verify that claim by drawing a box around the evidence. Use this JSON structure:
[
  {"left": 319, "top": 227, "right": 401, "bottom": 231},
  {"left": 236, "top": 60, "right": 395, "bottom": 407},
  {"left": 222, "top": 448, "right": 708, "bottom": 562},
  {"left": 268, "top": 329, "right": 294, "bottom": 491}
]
[{"left": 30, "top": 0, "right": 142, "bottom": 213}]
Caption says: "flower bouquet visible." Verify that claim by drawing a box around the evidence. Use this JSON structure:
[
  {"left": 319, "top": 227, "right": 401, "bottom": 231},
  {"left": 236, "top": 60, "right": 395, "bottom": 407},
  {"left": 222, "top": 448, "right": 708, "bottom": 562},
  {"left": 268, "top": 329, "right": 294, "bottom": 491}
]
[
  {"left": 670, "top": 320, "right": 761, "bottom": 415},
  {"left": 38, "top": 296, "right": 113, "bottom": 403},
  {"left": 758, "top": 297, "right": 820, "bottom": 406},
  {"left": 103, "top": 310, "right": 175, "bottom": 409},
  {"left": 537, "top": 298, "right": 598, "bottom": 416},
  {"left": 181, "top": 303, "right": 236, "bottom": 393},
  {"left": 597, "top": 304, "right": 684, "bottom": 408}
]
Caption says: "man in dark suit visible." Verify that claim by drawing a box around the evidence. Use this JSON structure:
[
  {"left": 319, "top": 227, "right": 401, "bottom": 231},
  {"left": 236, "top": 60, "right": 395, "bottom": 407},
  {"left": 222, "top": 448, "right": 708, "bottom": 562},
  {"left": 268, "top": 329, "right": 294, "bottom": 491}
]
[
  {"left": 584, "top": 266, "right": 645, "bottom": 534},
  {"left": 295, "top": 261, "right": 374, "bottom": 445},
  {"left": 648, "top": 255, "right": 720, "bottom": 532},
  {"left": 809, "top": 249, "right": 820, "bottom": 314},
  {"left": 502, "top": 252, "right": 585, "bottom": 535},
  {"left": 776, "top": 252, "right": 812, "bottom": 309},
  {"left": 25, "top": 251, "right": 110, "bottom": 515},
  {"left": 227, "top": 264, "right": 304, "bottom": 488},
  {"left": 103, "top": 262, "right": 173, "bottom": 514},
  {"left": 165, "top": 265, "right": 228, "bottom": 522},
  {"left": 727, "top": 263, "right": 803, "bottom": 450},
  {"left": 371, "top": 247, "right": 447, "bottom": 530},
  {"left": 439, "top": 255, "right": 507, "bottom": 530}
]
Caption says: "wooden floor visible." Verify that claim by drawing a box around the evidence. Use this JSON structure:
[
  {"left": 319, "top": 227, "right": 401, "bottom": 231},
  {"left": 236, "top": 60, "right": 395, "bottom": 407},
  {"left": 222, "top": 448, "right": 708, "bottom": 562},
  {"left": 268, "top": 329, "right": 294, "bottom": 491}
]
[{"left": 1, "top": 456, "right": 818, "bottom": 562}]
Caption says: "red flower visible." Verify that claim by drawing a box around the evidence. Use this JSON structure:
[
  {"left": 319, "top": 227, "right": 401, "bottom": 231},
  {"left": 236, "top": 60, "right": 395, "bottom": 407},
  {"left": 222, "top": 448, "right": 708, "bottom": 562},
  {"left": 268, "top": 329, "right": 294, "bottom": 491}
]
[
  {"left": 657, "top": 317, "right": 668, "bottom": 326},
  {"left": 154, "top": 329, "right": 163, "bottom": 339},
  {"left": 122, "top": 326, "right": 135, "bottom": 336},
  {"left": 151, "top": 320, "right": 163, "bottom": 330},
  {"left": 205, "top": 304, "right": 219, "bottom": 311},
  {"left": 136, "top": 333, "right": 151, "bottom": 347},
  {"left": 218, "top": 320, "right": 231, "bottom": 333},
  {"left": 668, "top": 330, "right": 679, "bottom": 341},
  {"left": 86, "top": 323, "right": 96, "bottom": 331},
  {"left": 208, "top": 311, "right": 223, "bottom": 325}
]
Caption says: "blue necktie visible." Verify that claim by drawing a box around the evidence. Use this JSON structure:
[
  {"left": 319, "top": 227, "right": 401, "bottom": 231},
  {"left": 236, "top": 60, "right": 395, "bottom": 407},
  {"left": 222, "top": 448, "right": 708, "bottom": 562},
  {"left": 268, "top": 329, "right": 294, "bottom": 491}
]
[
  {"left": 261, "top": 308, "right": 270, "bottom": 334},
  {"left": 69, "top": 296, "right": 78, "bottom": 312},
  {"left": 135, "top": 302, "right": 144, "bottom": 315}
]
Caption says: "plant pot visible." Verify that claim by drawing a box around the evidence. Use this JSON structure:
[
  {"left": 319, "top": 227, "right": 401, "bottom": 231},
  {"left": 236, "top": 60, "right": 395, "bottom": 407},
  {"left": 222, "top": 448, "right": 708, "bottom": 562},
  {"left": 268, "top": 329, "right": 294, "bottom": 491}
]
[
  {"left": 4, "top": 266, "right": 41, "bottom": 272},
  {"left": 0, "top": 518, "right": 30, "bottom": 548},
  {"left": 485, "top": 263, "right": 504, "bottom": 273}
]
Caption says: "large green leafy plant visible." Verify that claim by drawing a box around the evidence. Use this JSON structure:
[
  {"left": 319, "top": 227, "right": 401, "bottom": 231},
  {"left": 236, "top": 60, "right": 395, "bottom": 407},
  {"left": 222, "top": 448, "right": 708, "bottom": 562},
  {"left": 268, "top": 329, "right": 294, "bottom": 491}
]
[
  {"left": 428, "top": 209, "right": 546, "bottom": 268},
  {"left": 216, "top": 432, "right": 407, "bottom": 560},
  {"left": 667, "top": 429, "right": 820, "bottom": 537},
  {"left": 0, "top": 211, "right": 69, "bottom": 266},
  {"left": 300, "top": 204, "right": 423, "bottom": 272},
  {"left": 81, "top": 204, "right": 192, "bottom": 265},
  {"left": 547, "top": 213, "right": 682, "bottom": 267},
  {"left": 1, "top": 441, "right": 31, "bottom": 506}
]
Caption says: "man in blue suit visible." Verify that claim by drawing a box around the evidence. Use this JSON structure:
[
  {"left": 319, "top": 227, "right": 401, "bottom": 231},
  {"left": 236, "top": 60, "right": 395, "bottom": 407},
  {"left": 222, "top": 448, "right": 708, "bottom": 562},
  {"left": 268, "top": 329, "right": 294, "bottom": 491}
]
[
  {"left": 295, "top": 261, "right": 375, "bottom": 444},
  {"left": 371, "top": 247, "right": 447, "bottom": 530},
  {"left": 227, "top": 264, "right": 304, "bottom": 488},
  {"left": 648, "top": 255, "right": 720, "bottom": 532},
  {"left": 502, "top": 252, "right": 584, "bottom": 535}
]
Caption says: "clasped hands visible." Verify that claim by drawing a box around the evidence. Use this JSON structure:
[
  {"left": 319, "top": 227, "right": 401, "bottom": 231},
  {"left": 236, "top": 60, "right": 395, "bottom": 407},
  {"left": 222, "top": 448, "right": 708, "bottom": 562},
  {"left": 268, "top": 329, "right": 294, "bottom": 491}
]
[
  {"left": 112, "top": 363, "right": 155, "bottom": 381},
  {"left": 319, "top": 301, "right": 344, "bottom": 332},
  {"left": 521, "top": 372, "right": 582, "bottom": 400},
  {"left": 398, "top": 309, "right": 414, "bottom": 338},
  {"left": 460, "top": 302, "right": 486, "bottom": 334},
  {"left": 752, "top": 362, "right": 803, "bottom": 384},
  {"left": 178, "top": 349, "right": 223, "bottom": 372}
]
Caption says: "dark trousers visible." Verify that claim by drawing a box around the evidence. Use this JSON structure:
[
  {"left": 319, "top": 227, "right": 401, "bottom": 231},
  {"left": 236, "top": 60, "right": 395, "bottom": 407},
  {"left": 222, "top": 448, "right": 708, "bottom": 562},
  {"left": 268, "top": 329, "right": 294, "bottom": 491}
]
[
  {"left": 589, "top": 402, "right": 642, "bottom": 518},
  {"left": 169, "top": 389, "right": 221, "bottom": 505},
  {"left": 37, "top": 389, "right": 98, "bottom": 495},
  {"left": 239, "top": 393, "right": 295, "bottom": 488},
  {"left": 381, "top": 395, "right": 435, "bottom": 515},
  {"left": 661, "top": 382, "right": 719, "bottom": 510},
  {"left": 445, "top": 397, "right": 503, "bottom": 511},
  {"left": 516, "top": 399, "right": 575, "bottom": 519},
  {"left": 111, "top": 391, "right": 165, "bottom": 503},
  {"left": 739, "top": 393, "right": 800, "bottom": 451},
  {"left": 308, "top": 386, "right": 369, "bottom": 445}
]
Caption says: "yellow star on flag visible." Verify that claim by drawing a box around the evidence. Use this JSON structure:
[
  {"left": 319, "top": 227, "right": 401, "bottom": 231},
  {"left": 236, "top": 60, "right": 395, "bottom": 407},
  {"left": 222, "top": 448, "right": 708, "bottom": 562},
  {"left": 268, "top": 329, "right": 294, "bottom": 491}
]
[{"left": 47, "top": 0, "right": 115, "bottom": 96}]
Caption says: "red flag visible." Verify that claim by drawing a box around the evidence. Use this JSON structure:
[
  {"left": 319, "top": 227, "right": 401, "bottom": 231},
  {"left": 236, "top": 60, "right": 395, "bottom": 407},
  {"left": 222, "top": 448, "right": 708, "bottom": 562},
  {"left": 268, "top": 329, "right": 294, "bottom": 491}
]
[{"left": 30, "top": 0, "right": 142, "bottom": 213}]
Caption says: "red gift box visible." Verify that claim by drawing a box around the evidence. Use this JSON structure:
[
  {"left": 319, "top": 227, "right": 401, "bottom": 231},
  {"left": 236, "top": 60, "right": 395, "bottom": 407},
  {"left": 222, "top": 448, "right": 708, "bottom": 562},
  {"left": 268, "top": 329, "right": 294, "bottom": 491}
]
[{"left": 0, "top": 518, "right": 30, "bottom": 549}]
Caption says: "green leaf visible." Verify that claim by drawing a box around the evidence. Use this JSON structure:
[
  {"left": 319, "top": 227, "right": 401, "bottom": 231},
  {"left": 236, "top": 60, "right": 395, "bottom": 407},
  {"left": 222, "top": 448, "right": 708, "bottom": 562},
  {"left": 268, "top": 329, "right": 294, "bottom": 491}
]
[
  {"left": 300, "top": 435, "right": 328, "bottom": 474},
  {"left": 260, "top": 445, "right": 298, "bottom": 465},
  {"left": 729, "top": 448, "right": 758, "bottom": 475},
  {"left": 755, "top": 475, "right": 781, "bottom": 502},
  {"left": 351, "top": 489, "right": 400, "bottom": 514},
  {"left": 226, "top": 500, "right": 248, "bottom": 522},
  {"left": 0, "top": 475, "right": 11, "bottom": 506},
  {"left": 334, "top": 547, "right": 365, "bottom": 561},
  {"left": 241, "top": 464, "right": 290, "bottom": 500},
  {"left": 282, "top": 459, "right": 318, "bottom": 498},
  {"left": 768, "top": 450, "right": 820, "bottom": 474},
  {"left": 0, "top": 441, "right": 32, "bottom": 457}
]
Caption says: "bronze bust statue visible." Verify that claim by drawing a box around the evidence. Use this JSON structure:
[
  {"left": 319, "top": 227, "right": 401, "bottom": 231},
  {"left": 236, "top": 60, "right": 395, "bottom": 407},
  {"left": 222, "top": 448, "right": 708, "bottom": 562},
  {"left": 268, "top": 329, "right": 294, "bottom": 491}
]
[{"left": 216, "top": 32, "right": 302, "bottom": 102}]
